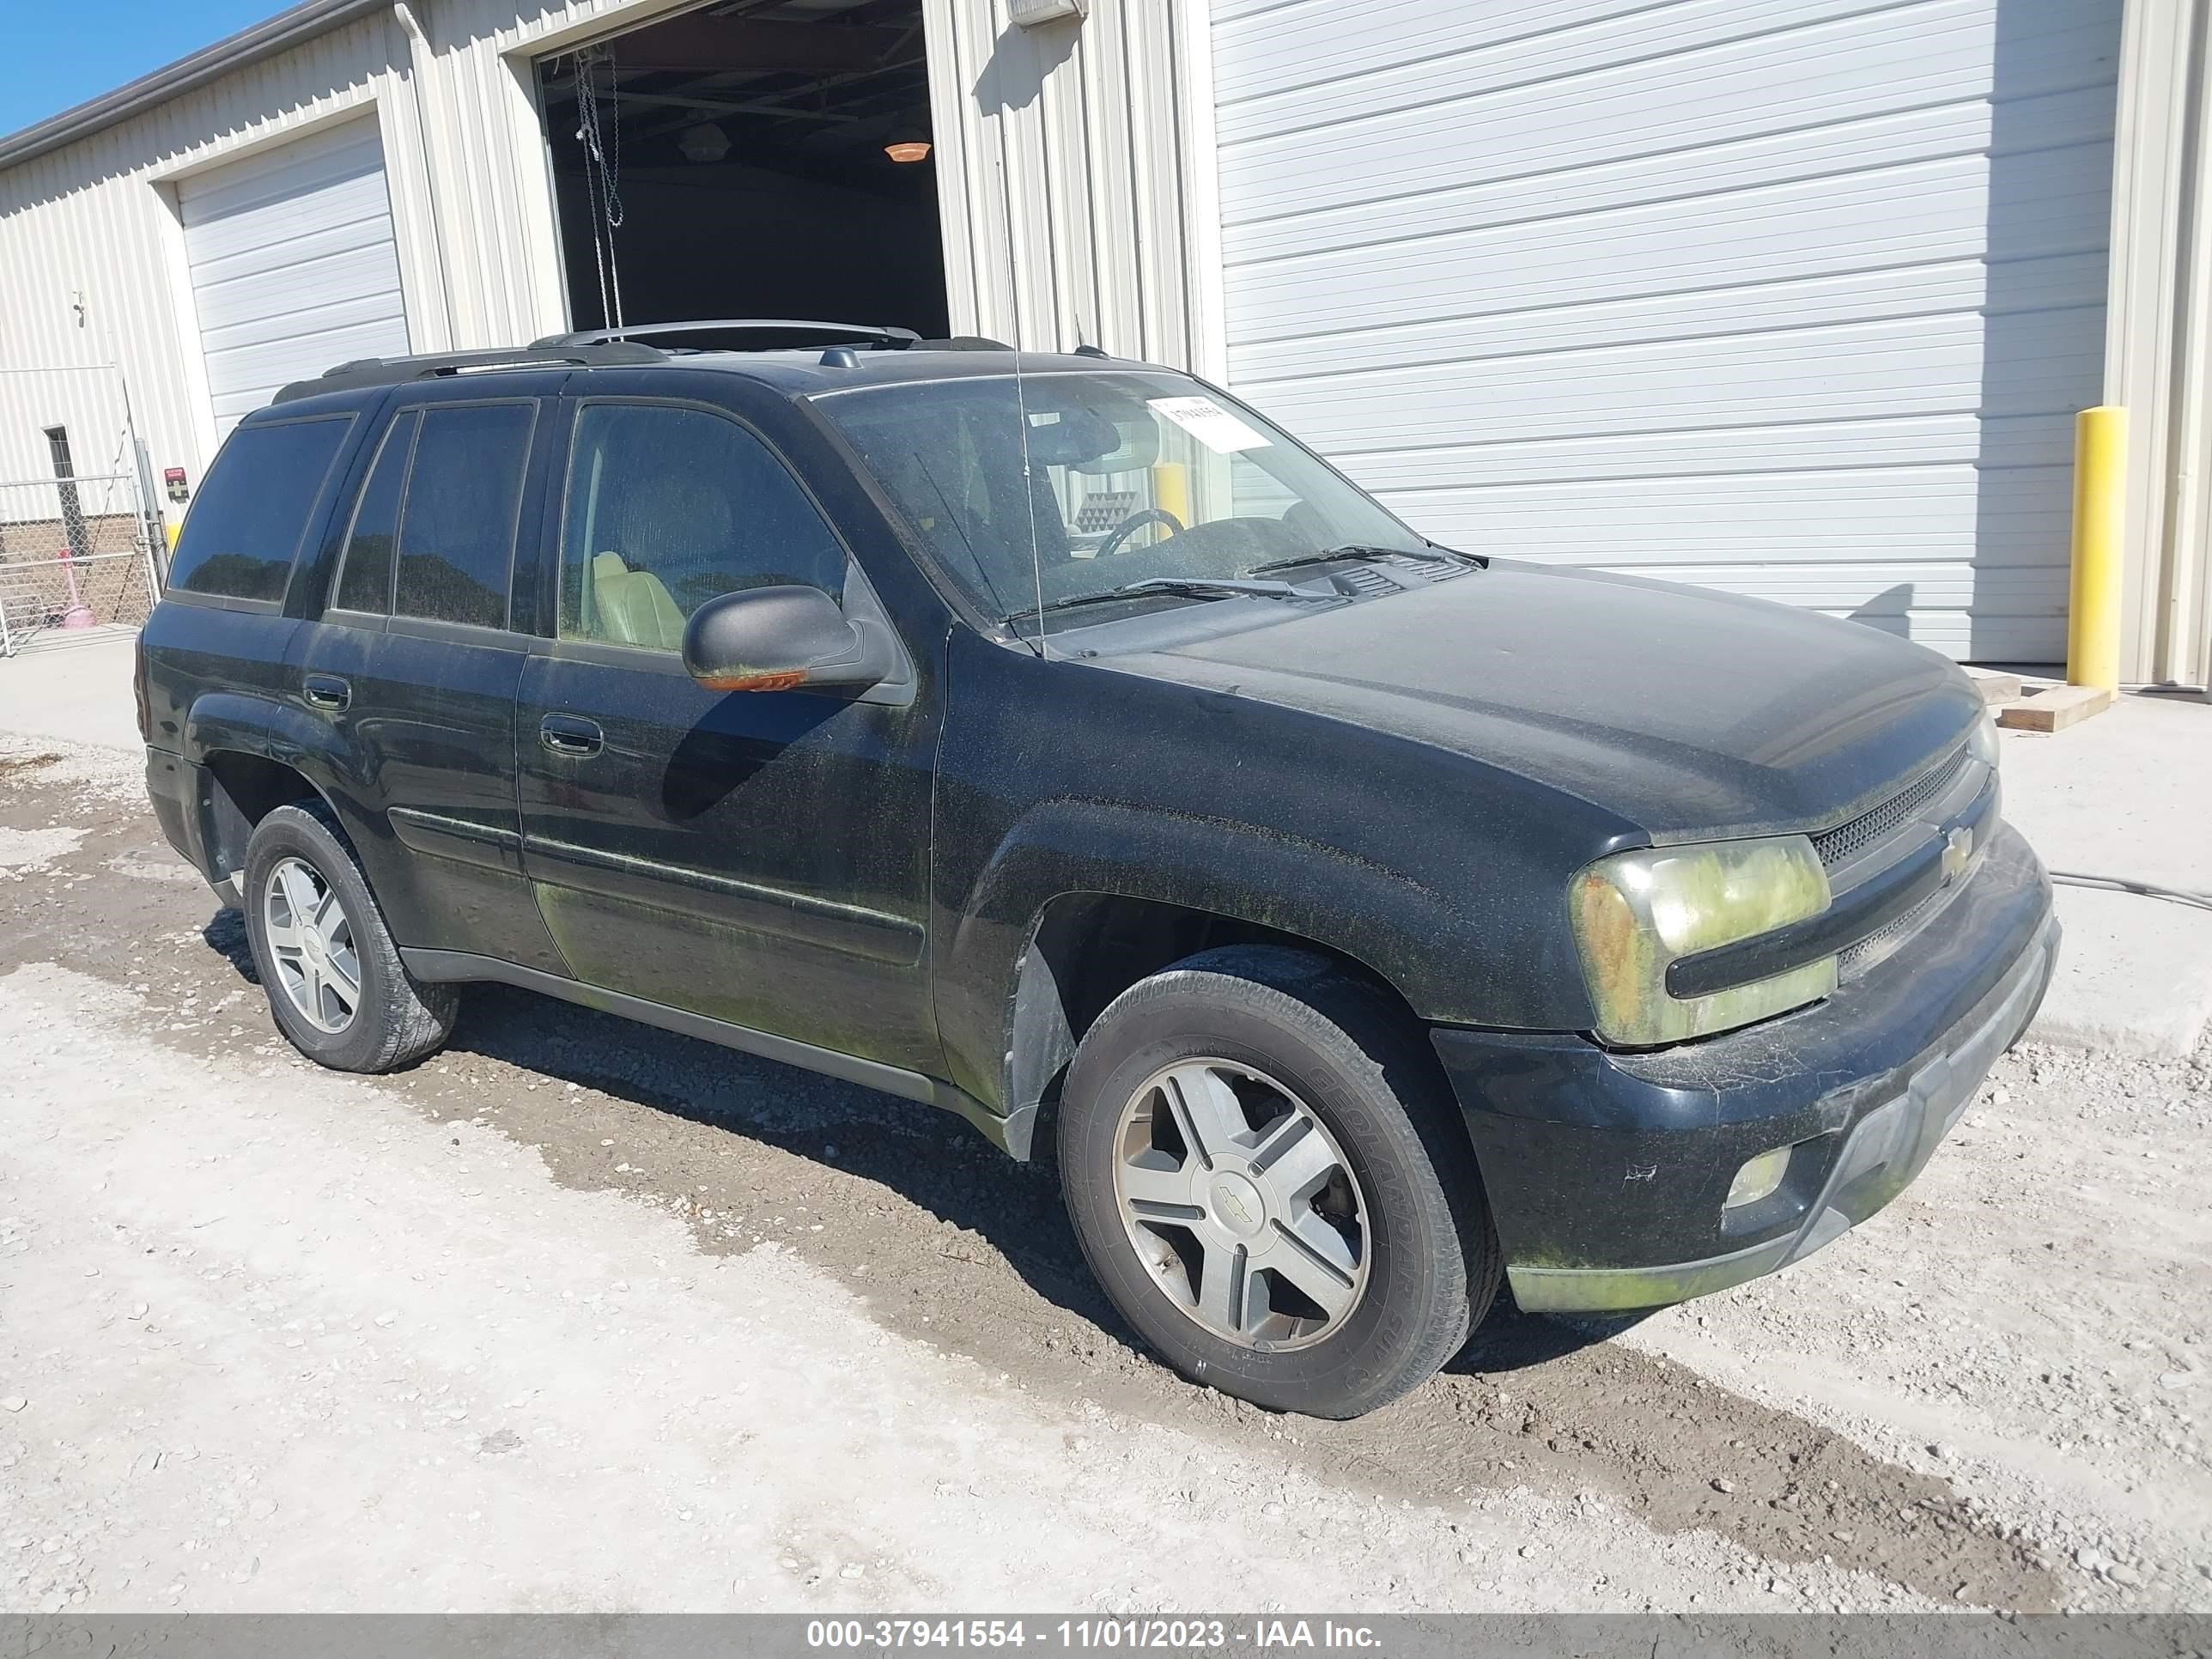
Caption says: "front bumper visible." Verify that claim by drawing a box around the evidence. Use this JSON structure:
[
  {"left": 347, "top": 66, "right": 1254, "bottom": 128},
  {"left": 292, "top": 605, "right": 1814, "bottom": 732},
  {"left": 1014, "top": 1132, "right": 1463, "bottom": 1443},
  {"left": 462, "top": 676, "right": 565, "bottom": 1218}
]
[{"left": 1431, "top": 821, "right": 2057, "bottom": 1315}]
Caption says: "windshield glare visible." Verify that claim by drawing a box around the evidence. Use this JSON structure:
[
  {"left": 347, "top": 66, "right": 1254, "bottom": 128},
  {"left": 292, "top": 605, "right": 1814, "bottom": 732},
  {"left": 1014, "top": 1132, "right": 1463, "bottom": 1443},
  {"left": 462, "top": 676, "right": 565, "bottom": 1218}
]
[{"left": 816, "top": 370, "right": 1429, "bottom": 623}]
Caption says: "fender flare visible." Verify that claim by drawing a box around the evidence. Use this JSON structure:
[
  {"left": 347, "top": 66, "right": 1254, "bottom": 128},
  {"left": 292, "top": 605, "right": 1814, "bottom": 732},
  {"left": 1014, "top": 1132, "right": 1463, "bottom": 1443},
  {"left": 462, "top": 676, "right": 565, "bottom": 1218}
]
[
  {"left": 179, "top": 690, "right": 384, "bottom": 885},
  {"left": 936, "top": 797, "right": 1538, "bottom": 1129},
  {"left": 182, "top": 689, "right": 342, "bottom": 776}
]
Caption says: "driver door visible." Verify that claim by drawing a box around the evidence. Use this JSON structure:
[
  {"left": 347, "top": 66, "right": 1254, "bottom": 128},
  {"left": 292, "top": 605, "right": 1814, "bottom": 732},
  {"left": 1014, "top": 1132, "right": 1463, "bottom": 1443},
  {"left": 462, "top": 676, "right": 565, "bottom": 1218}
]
[{"left": 514, "top": 396, "right": 941, "bottom": 1074}]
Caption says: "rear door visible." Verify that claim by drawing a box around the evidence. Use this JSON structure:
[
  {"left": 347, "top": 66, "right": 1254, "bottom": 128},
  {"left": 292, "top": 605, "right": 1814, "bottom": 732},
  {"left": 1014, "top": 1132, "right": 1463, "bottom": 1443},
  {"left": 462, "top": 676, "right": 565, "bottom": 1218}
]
[
  {"left": 296, "top": 377, "right": 568, "bottom": 973},
  {"left": 513, "top": 392, "right": 940, "bottom": 1073}
]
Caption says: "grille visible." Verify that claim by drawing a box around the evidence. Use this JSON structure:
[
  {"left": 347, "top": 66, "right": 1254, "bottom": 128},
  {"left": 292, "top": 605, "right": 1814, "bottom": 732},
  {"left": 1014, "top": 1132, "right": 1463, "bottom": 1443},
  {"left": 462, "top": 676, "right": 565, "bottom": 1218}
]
[
  {"left": 1811, "top": 745, "right": 1970, "bottom": 869},
  {"left": 1838, "top": 886, "right": 1950, "bottom": 980}
]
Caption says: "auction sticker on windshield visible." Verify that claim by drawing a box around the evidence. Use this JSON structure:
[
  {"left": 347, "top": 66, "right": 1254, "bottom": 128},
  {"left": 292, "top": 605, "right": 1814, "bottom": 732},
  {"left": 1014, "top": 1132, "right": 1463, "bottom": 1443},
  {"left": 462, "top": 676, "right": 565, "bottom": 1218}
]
[{"left": 1146, "top": 395, "right": 1271, "bottom": 453}]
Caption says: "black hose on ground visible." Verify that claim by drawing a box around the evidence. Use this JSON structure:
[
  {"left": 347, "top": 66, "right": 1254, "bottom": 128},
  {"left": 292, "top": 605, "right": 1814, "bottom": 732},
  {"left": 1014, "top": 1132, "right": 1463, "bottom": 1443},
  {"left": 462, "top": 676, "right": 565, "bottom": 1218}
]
[{"left": 2049, "top": 872, "right": 2212, "bottom": 913}]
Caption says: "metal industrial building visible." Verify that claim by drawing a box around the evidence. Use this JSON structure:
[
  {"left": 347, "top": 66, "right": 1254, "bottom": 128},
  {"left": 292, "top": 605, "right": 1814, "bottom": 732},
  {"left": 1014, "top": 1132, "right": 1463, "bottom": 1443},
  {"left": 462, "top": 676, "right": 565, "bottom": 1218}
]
[{"left": 1, "top": 0, "right": 2207, "bottom": 681}]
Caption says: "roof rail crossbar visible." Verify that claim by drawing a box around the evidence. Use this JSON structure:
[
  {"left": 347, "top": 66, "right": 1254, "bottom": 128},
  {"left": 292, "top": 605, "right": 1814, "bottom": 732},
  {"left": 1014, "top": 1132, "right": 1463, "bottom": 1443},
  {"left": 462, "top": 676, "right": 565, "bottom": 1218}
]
[
  {"left": 532, "top": 319, "right": 923, "bottom": 351},
  {"left": 275, "top": 343, "right": 665, "bottom": 403}
]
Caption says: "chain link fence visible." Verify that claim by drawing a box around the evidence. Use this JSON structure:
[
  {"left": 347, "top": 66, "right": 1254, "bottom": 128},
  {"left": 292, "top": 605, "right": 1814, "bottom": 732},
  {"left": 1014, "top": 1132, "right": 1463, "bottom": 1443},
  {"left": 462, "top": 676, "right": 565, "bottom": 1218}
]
[
  {"left": 0, "top": 363, "right": 167, "bottom": 657},
  {"left": 0, "top": 471, "right": 162, "bottom": 655}
]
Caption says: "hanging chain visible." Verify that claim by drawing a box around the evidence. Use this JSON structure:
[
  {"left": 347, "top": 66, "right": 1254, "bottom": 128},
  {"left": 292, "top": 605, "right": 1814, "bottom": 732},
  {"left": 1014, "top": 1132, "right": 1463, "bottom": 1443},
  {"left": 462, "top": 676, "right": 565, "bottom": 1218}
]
[{"left": 574, "top": 47, "right": 626, "bottom": 328}]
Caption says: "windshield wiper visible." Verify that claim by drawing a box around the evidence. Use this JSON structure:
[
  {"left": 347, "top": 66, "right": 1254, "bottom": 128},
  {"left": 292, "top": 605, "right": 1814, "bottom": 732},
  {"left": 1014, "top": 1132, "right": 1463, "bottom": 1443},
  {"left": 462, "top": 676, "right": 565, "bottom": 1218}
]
[
  {"left": 1000, "top": 577, "right": 1334, "bottom": 625},
  {"left": 1246, "top": 542, "right": 1479, "bottom": 577}
]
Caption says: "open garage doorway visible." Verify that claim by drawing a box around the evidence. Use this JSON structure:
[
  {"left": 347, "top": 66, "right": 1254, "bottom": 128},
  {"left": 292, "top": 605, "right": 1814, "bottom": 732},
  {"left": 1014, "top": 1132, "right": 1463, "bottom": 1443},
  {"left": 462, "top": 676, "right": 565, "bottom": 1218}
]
[{"left": 538, "top": 0, "right": 949, "bottom": 338}]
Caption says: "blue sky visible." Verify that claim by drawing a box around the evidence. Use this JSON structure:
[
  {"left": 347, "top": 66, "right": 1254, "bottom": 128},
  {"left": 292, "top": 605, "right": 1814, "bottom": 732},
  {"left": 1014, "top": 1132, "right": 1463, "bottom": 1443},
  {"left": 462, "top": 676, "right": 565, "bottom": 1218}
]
[{"left": 3, "top": 0, "right": 283, "bottom": 137}]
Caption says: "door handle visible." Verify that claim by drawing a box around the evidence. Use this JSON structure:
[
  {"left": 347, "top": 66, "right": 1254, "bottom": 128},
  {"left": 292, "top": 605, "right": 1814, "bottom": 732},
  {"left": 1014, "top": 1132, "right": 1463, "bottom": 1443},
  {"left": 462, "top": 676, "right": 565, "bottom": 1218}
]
[
  {"left": 302, "top": 674, "right": 350, "bottom": 713},
  {"left": 539, "top": 713, "right": 604, "bottom": 758}
]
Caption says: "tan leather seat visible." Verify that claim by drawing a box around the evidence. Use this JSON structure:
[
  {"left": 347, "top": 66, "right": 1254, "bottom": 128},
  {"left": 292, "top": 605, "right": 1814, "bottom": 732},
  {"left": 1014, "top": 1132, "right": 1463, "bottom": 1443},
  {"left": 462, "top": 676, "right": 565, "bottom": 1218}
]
[{"left": 589, "top": 550, "right": 687, "bottom": 653}]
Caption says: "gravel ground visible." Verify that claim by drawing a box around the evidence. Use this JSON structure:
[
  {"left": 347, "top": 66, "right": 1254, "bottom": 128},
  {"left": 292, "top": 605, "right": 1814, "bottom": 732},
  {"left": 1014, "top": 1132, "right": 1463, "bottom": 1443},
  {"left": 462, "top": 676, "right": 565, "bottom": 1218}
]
[{"left": 0, "top": 733, "right": 2207, "bottom": 1613}]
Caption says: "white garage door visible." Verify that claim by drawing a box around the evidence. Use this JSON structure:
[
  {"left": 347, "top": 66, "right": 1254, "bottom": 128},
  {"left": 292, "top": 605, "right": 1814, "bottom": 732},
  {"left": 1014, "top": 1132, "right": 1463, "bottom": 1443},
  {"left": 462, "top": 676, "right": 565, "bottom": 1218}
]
[
  {"left": 1210, "top": 0, "right": 2123, "bottom": 662},
  {"left": 179, "top": 118, "right": 410, "bottom": 434}
]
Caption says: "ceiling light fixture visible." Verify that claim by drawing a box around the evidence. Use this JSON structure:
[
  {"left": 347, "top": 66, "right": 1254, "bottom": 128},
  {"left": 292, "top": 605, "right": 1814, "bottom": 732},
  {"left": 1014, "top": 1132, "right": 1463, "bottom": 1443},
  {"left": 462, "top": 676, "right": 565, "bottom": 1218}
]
[
  {"left": 884, "top": 135, "right": 932, "bottom": 164},
  {"left": 678, "top": 122, "right": 731, "bottom": 164}
]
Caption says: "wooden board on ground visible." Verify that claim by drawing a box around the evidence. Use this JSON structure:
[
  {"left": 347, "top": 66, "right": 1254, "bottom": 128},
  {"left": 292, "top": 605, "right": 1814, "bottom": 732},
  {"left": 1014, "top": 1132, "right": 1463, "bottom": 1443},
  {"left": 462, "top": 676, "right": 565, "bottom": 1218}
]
[
  {"left": 1963, "top": 667, "right": 2026, "bottom": 704},
  {"left": 1996, "top": 684, "right": 2114, "bottom": 732}
]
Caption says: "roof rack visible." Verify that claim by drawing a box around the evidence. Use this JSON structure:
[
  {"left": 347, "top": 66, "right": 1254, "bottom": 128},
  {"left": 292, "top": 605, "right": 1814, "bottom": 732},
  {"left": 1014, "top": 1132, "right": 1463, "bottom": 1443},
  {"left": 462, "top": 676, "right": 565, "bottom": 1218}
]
[
  {"left": 532, "top": 319, "right": 922, "bottom": 351},
  {"left": 275, "top": 342, "right": 665, "bottom": 403}
]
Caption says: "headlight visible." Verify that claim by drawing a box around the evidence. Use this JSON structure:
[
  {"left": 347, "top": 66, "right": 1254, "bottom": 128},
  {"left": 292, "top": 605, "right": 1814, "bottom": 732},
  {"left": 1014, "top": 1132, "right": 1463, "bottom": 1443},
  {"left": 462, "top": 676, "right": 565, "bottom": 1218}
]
[
  {"left": 1570, "top": 836, "right": 1835, "bottom": 1046},
  {"left": 1966, "top": 708, "right": 2000, "bottom": 769}
]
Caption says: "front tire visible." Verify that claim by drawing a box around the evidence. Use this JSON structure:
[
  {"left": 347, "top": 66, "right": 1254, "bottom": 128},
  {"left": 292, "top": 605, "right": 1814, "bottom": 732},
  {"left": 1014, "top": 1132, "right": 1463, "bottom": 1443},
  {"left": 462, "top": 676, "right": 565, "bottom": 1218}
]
[
  {"left": 241, "top": 801, "right": 457, "bottom": 1073},
  {"left": 1058, "top": 945, "right": 1499, "bottom": 1418}
]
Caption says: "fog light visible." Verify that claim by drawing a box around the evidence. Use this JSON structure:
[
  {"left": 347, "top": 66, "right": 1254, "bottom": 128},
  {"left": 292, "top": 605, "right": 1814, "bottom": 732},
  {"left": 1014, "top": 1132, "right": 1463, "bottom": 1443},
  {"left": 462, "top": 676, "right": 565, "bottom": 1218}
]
[{"left": 1726, "top": 1145, "right": 1793, "bottom": 1209}]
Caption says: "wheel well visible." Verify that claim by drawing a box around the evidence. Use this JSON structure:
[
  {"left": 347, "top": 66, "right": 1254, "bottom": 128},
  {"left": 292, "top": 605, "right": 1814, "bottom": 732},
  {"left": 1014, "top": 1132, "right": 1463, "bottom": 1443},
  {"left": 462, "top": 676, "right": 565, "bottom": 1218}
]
[
  {"left": 201, "top": 751, "right": 322, "bottom": 879},
  {"left": 1006, "top": 893, "right": 1431, "bottom": 1161}
]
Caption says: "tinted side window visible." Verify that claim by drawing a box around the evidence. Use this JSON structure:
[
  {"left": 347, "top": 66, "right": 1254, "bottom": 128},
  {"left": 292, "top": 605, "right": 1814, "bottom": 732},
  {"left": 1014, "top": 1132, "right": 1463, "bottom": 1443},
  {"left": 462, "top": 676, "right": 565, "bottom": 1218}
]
[
  {"left": 392, "top": 403, "right": 535, "bottom": 629},
  {"left": 331, "top": 410, "right": 419, "bottom": 615},
  {"left": 168, "top": 418, "right": 351, "bottom": 603},
  {"left": 558, "top": 403, "right": 846, "bottom": 653}
]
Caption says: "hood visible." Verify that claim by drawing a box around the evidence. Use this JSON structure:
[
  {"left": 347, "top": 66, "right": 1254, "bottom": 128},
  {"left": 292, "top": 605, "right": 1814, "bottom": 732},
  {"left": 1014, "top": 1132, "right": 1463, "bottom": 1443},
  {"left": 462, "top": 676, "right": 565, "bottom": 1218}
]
[{"left": 1110, "top": 561, "right": 1983, "bottom": 842}]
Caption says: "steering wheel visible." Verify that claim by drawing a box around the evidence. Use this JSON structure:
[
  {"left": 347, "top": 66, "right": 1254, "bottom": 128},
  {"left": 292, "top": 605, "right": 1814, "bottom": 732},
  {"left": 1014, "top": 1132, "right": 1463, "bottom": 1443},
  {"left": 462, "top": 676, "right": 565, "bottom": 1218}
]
[{"left": 1097, "top": 507, "right": 1185, "bottom": 559}]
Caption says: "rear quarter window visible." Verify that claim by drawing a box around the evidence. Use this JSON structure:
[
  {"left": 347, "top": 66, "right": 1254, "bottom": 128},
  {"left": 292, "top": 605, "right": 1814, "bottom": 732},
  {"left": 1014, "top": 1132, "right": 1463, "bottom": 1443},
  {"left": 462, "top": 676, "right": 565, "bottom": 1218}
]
[{"left": 167, "top": 416, "right": 353, "bottom": 605}]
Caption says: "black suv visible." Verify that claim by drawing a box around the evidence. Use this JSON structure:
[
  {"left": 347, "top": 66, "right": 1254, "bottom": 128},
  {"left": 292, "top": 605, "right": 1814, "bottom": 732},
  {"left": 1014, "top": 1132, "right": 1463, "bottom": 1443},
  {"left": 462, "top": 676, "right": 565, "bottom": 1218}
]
[{"left": 139, "top": 323, "right": 2058, "bottom": 1418}]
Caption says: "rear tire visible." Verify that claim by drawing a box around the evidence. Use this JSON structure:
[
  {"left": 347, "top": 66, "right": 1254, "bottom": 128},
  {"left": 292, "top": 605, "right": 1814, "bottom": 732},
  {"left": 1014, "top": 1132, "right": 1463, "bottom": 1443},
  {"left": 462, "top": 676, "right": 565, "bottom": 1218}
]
[
  {"left": 241, "top": 801, "right": 457, "bottom": 1073},
  {"left": 1057, "top": 945, "right": 1499, "bottom": 1418}
]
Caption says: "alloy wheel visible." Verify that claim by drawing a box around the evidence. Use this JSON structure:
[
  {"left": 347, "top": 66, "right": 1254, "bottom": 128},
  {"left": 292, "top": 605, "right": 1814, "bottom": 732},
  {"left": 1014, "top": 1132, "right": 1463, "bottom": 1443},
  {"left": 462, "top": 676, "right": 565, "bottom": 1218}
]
[
  {"left": 1111, "top": 1058, "right": 1370, "bottom": 1350},
  {"left": 263, "top": 855, "right": 362, "bottom": 1035}
]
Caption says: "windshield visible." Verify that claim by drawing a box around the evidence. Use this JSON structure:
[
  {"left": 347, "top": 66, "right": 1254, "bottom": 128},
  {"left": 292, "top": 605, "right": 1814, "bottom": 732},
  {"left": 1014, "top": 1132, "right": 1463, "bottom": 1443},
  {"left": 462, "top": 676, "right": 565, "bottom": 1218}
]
[{"left": 814, "top": 369, "right": 1432, "bottom": 624}]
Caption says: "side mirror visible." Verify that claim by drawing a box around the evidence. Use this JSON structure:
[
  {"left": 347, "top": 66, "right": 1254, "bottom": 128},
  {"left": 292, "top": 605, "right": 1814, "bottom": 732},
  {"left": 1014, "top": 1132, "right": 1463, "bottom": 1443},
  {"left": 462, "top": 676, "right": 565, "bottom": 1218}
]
[{"left": 681, "top": 585, "right": 896, "bottom": 694}]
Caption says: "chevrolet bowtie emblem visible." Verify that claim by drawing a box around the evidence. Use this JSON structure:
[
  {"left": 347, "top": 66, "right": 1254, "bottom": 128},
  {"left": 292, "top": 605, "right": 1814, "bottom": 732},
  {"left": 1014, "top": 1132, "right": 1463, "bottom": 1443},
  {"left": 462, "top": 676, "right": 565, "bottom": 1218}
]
[{"left": 1942, "top": 824, "right": 1974, "bottom": 883}]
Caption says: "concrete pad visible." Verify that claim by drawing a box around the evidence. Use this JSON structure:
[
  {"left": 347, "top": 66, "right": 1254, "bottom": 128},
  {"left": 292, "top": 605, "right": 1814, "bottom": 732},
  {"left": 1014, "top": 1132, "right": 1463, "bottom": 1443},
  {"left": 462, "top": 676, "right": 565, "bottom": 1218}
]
[
  {"left": 1998, "top": 690, "right": 2209, "bottom": 890},
  {"left": 2027, "top": 886, "right": 2212, "bottom": 1056},
  {"left": 0, "top": 628, "right": 142, "bottom": 752},
  {"left": 1997, "top": 691, "right": 2212, "bottom": 1057}
]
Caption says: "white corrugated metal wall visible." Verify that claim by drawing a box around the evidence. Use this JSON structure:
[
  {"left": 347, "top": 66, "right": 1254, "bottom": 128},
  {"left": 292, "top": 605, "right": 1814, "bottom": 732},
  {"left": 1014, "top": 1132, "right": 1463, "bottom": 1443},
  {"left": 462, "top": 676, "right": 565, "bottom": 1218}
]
[
  {"left": 2106, "top": 0, "right": 2212, "bottom": 687},
  {"left": 0, "top": 368, "right": 138, "bottom": 489},
  {"left": 921, "top": 0, "right": 1214, "bottom": 369},
  {"left": 0, "top": 14, "right": 427, "bottom": 485},
  {"left": 1208, "top": 0, "right": 2125, "bottom": 664},
  {"left": 12, "top": 0, "right": 2189, "bottom": 676},
  {"left": 0, "top": 0, "right": 1202, "bottom": 506}
]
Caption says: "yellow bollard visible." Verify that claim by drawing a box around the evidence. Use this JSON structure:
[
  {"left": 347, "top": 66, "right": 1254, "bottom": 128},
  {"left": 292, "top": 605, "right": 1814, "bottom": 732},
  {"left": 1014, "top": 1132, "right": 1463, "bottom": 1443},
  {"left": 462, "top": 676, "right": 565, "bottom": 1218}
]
[
  {"left": 2067, "top": 405, "right": 2125, "bottom": 690},
  {"left": 1152, "top": 461, "right": 1191, "bottom": 530}
]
